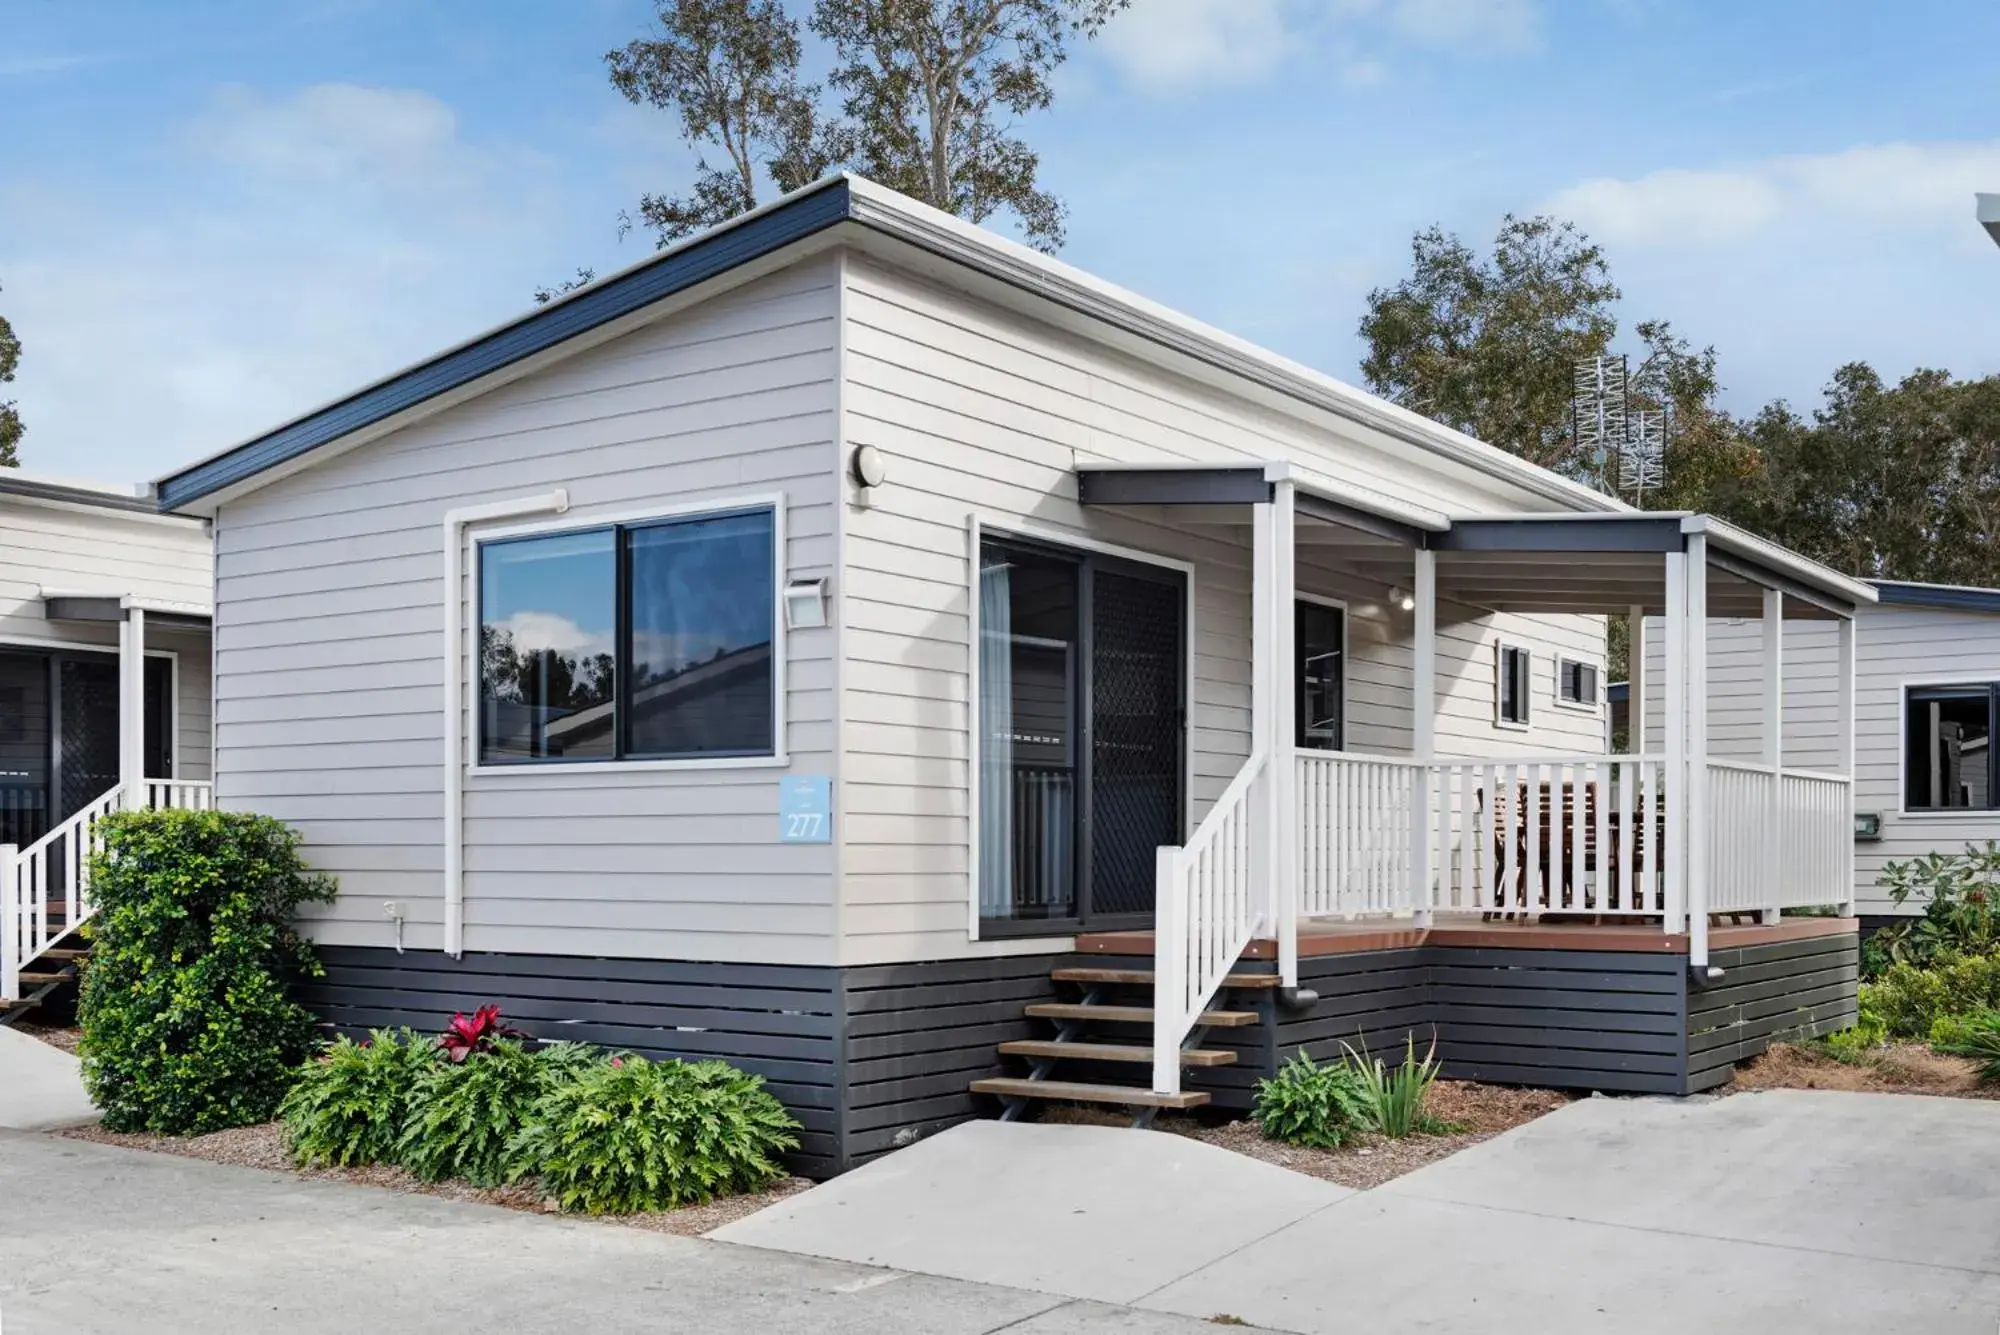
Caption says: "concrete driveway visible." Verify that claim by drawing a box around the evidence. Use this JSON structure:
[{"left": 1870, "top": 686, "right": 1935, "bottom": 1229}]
[{"left": 721, "top": 1091, "right": 2000, "bottom": 1334}]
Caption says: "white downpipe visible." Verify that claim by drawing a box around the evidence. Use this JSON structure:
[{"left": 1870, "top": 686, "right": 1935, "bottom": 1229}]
[
  {"left": 442, "top": 490, "right": 569, "bottom": 958},
  {"left": 1760, "top": 588, "right": 1783, "bottom": 925},
  {"left": 1271, "top": 483, "right": 1298, "bottom": 987},
  {"left": 1663, "top": 551, "right": 1686, "bottom": 934},
  {"left": 1685, "top": 533, "right": 1710, "bottom": 974},
  {"left": 119, "top": 606, "right": 146, "bottom": 811},
  {"left": 1410, "top": 547, "right": 1436, "bottom": 929}
]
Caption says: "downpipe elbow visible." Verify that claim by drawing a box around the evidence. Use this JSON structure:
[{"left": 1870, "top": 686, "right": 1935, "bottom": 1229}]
[
  {"left": 1688, "top": 963, "right": 1725, "bottom": 989},
  {"left": 1277, "top": 985, "right": 1319, "bottom": 1013}
]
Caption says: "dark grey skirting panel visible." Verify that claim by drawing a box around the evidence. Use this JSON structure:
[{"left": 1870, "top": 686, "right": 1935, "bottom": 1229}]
[{"left": 1685, "top": 933, "right": 1859, "bottom": 1093}]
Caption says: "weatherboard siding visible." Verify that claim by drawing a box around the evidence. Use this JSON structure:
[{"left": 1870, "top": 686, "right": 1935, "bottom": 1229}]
[
  {"left": 211, "top": 261, "right": 843, "bottom": 964},
  {"left": 0, "top": 497, "right": 214, "bottom": 781},
  {"left": 1695, "top": 602, "right": 2000, "bottom": 915},
  {"left": 834, "top": 255, "right": 1607, "bottom": 967}
]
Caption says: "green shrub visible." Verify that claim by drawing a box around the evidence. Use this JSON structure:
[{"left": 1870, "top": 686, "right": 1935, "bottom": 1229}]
[
  {"left": 508, "top": 1055, "right": 800, "bottom": 1213},
  {"left": 1341, "top": 1033, "right": 1450, "bottom": 1138},
  {"left": 279, "top": 1029, "right": 436, "bottom": 1168},
  {"left": 1929, "top": 1009, "right": 2000, "bottom": 1079},
  {"left": 77, "top": 808, "right": 335, "bottom": 1134},
  {"left": 1872, "top": 844, "right": 2000, "bottom": 976},
  {"left": 1253, "top": 1053, "right": 1372, "bottom": 1150},
  {"left": 397, "top": 1040, "right": 590, "bottom": 1186},
  {"left": 1865, "top": 952, "right": 2000, "bottom": 1039}
]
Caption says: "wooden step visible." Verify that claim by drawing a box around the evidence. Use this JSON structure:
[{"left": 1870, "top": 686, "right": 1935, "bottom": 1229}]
[
  {"left": 39, "top": 948, "right": 87, "bottom": 963},
  {"left": 16, "top": 972, "right": 67, "bottom": 987},
  {"left": 1051, "top": 967, "right": 1280, "bottom": 990},
  {"left": 970, "top": 1077, "right": 1211, "bottom": 1109},
  {"left": 999, "top": 1039, "right": 1236, "bottom": 1067},
  {"left": 1025, "top": 1002, "right": 1260, "bottom": 1027}
]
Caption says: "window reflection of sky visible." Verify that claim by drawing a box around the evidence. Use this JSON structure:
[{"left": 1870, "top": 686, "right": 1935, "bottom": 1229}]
[
  {"left": 480, "top": 529, "right": 614, "bottom": 659},
  {"left": 629, "top": 512, "right": 773, "bottom": 683}
]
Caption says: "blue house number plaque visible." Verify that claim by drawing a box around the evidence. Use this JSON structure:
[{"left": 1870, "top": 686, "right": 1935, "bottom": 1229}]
[{"left": 779, "top": 775, "right": 832, "bottom": 843}]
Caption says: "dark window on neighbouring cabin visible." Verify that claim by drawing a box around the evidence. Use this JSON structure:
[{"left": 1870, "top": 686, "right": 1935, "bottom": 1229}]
[
  {"left": 1498, "top": 644, "right": 1531, "bottom": 725},
  {"left": 477, "top": 507, "right": 776, "bottom": 765},
  {"left": 1906, "top": 685, "right": 1999, "bottom": 811},
  {"left": 1296, "top": 600, "right": 1345, "bottom": 750},
  {"left": 1558, "top": 657, "right": 1599, "bottom": 708}
]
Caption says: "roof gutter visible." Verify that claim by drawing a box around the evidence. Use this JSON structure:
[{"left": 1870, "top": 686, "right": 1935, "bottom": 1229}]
[{"left": 1682, "top": 516, "right": 1879, "bottom": 609}]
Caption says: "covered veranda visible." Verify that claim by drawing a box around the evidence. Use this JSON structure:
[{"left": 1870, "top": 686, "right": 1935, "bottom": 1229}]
[{"left": 1072, "top": 464, "right": 1878, "bottom": 1093}]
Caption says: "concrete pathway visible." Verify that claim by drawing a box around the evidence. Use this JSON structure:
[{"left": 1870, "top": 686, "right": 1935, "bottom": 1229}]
[
  {"left": 726, "top": 1091, "right": 2000, "bottom": 1335},
  {"left": 0, "top": 1131, "right": 1280, "bottom": 1334},
  {"left": 0, "top": 1028, "right": 95, "bottom": 1131}
]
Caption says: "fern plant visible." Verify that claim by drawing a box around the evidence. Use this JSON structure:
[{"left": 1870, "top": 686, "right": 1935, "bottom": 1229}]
[
  {"left": 397, "top": 1040, "right": 588, "bottom": 1185},
  {"left": 1340, "top": 1032, "right": 1448, "bottom": 1138},
  {"left": 1252, "top": 1052, "right": 1372, "bottom": 1149},
  {"left": 279, "top": 1029, "right": 435, "bottom": 1168},
  {"left": 507, "top": 1055, "right": 800, "bottom": 1213},
  {"left": 1931, "top": 1009, "right": 2000, "bottom": 1080}
]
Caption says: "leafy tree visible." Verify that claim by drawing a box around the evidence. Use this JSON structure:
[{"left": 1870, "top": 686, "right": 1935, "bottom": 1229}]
[
  {"left": 605, "top": 0, "right": 1124, "bottom": 256},
  {"left": 1720, "top": 364, "right": 2000, "bottom": 584},
  {"left": 0, "top": 283, "right": 21, "bottom": 467},
  {"left": 533, "top": 268, "right": 597, "bottom": 305},
  {"left": 1359, "top": 216, "right": 1619, "bottom": 481},
  {"left": 607, "top": 0, "right": 845, "bottom": 246},
  {"left": 809, "top": 0, "right": 1126, "bottom": 253}
]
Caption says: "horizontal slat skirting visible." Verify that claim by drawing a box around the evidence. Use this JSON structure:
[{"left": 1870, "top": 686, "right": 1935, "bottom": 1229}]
[
  {"left": 313, "top": 945, "right": 840, "bottom": 994},
  {"left": 1437, "top": 1021, "right": 1684, "bottom": 1057},
  {"left": 1439, "top": 1059, "right": 1680, "bottom": 1094},
  {"left": 847, "top": 1018, "right": 1036, "bottom": 1063},
  {"left": 842, "top": 974, "right": 1054, "bottom": 1016},
  {"left": 303, "top": 984, "right": 837, "bottom": 1039},
  {"left": 1434, "top": 1040, "right": 1682, "bottom": 1077},
  {"left": 1706, "top": 934, "right": 1859, "bottom": 971},
  {"left": 1428, "top": 1003, "right": 1685, "bottom": 1036},
  {"left": 1688, "top": 968, "right": 1859, "bottom": 1027},
  {"left": 842, "top": 955, "right": 1060, "bottom": 990},
  {"left": 1427, "top": 982, "right": 1681, "bottom": 1013},
  {"left": 1426, "top": 964, "right": 1681, "bottom": 996},
  {"left": 1297, "top": 949, "right": 1426, "bottom": 982},
  {"left": 1424, "top": 946, "right": 1685, "bottom": 975}
]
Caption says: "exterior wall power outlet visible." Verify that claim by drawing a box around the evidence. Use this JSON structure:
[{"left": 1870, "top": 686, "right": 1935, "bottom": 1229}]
[{"left": 383, "top": 901, "right": 405, "bottom": 919}]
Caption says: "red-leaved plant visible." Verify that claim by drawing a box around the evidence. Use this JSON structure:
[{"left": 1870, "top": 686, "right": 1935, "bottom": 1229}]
[{"left": 437, "top": 1004, "right": 527, "bottom": 1063}]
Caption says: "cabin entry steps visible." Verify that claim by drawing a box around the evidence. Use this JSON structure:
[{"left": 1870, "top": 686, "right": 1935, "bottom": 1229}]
[
  {"left": 969, "top": 960, "right": 1272, "bottom": 1129},
  {"left": 0, "top": 943, "right": 89, "bottom": 1029}
]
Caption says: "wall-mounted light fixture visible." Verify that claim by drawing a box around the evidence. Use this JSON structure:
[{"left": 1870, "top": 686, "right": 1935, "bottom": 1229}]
[
  {"left": 1390, "top": 586, "right": 1415, "bottom": 612},
  {"left": 784, "top": 577, "right": 829, "bottom": 630},
  {"left": 851, "top": 444, "right": 887, "bottom": 490}
]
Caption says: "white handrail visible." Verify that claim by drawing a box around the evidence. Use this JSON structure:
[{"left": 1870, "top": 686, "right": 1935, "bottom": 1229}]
[
  {"left": 2, "top": 778, "right": 213, "bottom": 1000},
  {"left": 1153, "top": 750, "right": 1269, "bottom": 1095}
]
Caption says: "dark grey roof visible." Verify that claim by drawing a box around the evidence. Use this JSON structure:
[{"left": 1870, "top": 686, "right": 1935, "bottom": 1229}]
[
  {"left": 156, "top": 178, "right": 856, "bottom": 512},
  {"left": 1868, "top": 580, "right": 2000, "bottom": 614}
]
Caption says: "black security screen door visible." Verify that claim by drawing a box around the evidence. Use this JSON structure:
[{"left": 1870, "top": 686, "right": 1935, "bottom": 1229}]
[{"left": 977, "top": 535, "right": 1185, "bottom": 934}]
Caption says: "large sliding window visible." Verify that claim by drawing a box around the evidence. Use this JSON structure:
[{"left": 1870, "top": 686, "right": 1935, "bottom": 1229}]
[
  {"left": 1906, "top": 684, "right": 1999, "bottom": 812},
  {"left": 478, "top": 505, "right": 777, "bottom": 765}
]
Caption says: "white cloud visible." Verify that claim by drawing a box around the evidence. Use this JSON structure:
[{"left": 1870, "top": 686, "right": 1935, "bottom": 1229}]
[
  {"left": 1096, "top": 0, "right": 1540, "bottom": 94},
  {"left": 1389, "top": 0, "right": 1540, "bottom": 53},
  {"left": 1545, "top": 139, "right": 2000, "bottom": 249},
  {"left": 501, "top": 611, "right": 611, "bottom": 660},
  {"left": 0, "top": 81, "right": 616, "bottom": 483},
  {"left": 1097, "top": 0, "right": 1296, "bottom": 92}
]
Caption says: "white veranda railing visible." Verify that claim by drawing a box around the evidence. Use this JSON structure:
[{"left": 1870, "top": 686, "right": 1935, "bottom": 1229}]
[
  {"left": 1, "top": 779, "right": 214, "bottom": 1000},
  {"left": 1152, "top": 751, "right": 1268, "bottom": 1095},
  {"left": 1707, "top": 761, "right": 1850, "bottom": 913},
  {"left": 1295, "top": 751, "right": 1424, "bottom": 917}
]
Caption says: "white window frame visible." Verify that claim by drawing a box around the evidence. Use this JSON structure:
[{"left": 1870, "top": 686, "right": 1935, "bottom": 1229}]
[
  {"left": 965, "top": 513, "right": 1198, "bottom": 942},
  {"left": 465, "top": 493, "right": 790, "bottom": 776},
  {"left": 1553, "top": 654, "right": 1602, "bottom": 714},
  {"left": 1495, "top": 640, "right": 1532, "bottom": 731},
  {"left": 1897, "top": 674, "right": 2000, "bottom": 818}
]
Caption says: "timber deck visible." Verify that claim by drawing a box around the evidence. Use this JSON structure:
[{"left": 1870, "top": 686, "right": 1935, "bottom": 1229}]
[{"left": 1075, "top": 914, "right": 1859, "bottom": 959}]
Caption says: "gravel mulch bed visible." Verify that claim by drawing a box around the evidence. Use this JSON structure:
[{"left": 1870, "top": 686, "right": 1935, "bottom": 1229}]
[
  {"left": 54, "top": 1119, "right": 812, "bottom": 1235},
  {"left": 14, "top": 1024, "right": 81, "bottom": 1054},
  {"left": 1045, "top": 1079, "right": 1573, "bottom": 1190},
  {"left": 1732, "top": 1041, "right": 2000, "bottom": 1100}
]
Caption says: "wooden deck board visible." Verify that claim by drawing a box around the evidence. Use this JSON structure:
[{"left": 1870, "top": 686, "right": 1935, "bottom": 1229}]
[{"left": 1076, "top": 915, "right": 1860, "bottom": 958}]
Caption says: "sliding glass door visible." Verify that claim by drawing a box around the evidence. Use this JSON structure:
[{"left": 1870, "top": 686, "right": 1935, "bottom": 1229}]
[
  {"left": 0, "top": 648, "right": 172, "bottom": 848},
  {"left": 977, "top": 535, "right": 1185, "bottom": 934}
]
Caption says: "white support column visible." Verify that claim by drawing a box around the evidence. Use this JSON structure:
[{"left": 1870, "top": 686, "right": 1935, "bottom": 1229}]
[
  {"left": 1272, "top": 482, "right": 1299, "bottom": 987},
  {"left": 1663, "top": 553, "right": 1686, "bottom": 935},
  {"left": 1761, "top": 588, "right": 1784, "bottom": 924},
  {"left": 1411, "top": 546, "right": 1436, "bottom": 929},
  {"left": 0, "top": 842, "right": 17, "bottom": 1002},
  {"left": 119, "top": 605, "right": 146, "bottom": 810},
  {"left": 1250, "top": 499, "right": 1274, "bottom": 952},
  {"left": 1837, "top": 613, "right": 1858, "bottom": 918},
  {"left": 1685, "top": 536, "right": 1711, "bottom": 974},
  {"left": 1627, "top": 605, "right": 1647, "bottom": 755}
]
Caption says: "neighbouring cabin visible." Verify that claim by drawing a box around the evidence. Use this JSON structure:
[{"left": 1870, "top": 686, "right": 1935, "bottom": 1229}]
[
  {"left": 1692, "top": 580, "right": 2000, "bottom": 924},
  {"left": 0, "top": 472, "right": 216, "bottom": 1015},
  {"left": 150, "top": 177, "right": 1870, "bottom": 1176}
]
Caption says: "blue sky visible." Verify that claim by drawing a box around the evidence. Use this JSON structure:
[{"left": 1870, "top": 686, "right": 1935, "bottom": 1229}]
[{"left": 4, "top": 0, "right": 1998, "bottom": 484}]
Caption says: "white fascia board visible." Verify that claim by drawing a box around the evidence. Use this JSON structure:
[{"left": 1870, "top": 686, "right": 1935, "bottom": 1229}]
[{"left": 1683, "top": 515, "right": 1879, "bottom": 606}]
